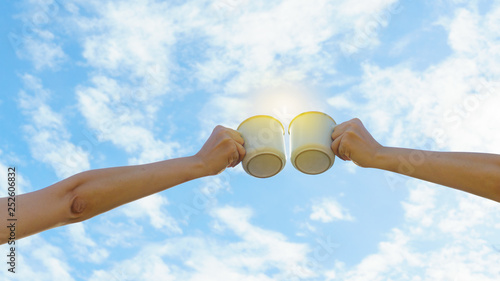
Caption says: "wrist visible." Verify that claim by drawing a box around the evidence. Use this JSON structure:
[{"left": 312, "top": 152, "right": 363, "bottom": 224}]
[
  {"left": 367, "top": 146, "right": 392, "bottom": 170},
  {"left": 187, "top": 155, "right": 210, "bottom": 179},
  {"left": 370, "top": 146, "right": 408, "bottom": 174}
]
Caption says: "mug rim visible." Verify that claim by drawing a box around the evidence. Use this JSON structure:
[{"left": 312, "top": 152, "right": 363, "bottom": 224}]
[
  {"left": 288, "top": 111, "right": 336, "bottom": 134},
  {"left": 237, "top": 115, "right": 285, "bottom": 135}
]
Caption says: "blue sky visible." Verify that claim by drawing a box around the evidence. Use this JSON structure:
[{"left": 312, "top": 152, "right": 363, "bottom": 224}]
[{"left": 1, "top": 0, "right": 500, "bottom": 280}]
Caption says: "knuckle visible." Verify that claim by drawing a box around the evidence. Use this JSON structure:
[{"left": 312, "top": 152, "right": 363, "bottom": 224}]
[
  {"left": 345, "top": 130, "right": 356, "bottom": 137},
  {"left": 229, "top": 144, "right": 238, "bottom": 153},
  {"left": 220, "top": 137, "right": 233, "bottom": 146},
  {"left": 215, "top": 125, "right": 227, "bottom": 132},
  {"left": 349, "top": 120, "right": 361, "bottom": 129},
  {"left": 342, "top": 141, "right": 351, "bottom": 151},
  {"left": 215, "top": 126, "right": 228, "bottom": 137}
]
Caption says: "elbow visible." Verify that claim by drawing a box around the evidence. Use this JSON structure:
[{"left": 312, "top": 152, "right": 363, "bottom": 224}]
[
  {"left": 64, "top": 169, "right": 106, "bottom": 224},
  {"left": 64, "top": 172, "right": 92, "bottom": 224},
  {"left": 68, "top": 194, "right": 88, "bottom": 223}
]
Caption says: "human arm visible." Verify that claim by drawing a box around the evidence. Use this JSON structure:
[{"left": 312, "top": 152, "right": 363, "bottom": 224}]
[
  {"left": 0, "top": 125, "right": 245, "bottom": 244},
  {"left": 331, "top": 118, "right": 500, "bottom": 202}
]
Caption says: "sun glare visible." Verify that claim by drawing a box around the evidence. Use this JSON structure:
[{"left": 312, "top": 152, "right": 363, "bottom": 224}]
[{"left": 248, "top": 84, "right": 325, "bottom": 126}]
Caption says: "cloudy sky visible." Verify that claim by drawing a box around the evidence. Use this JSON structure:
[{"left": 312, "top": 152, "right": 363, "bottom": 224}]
[{"left": 1, "top": 0, "right": 500, "bottom": 280}]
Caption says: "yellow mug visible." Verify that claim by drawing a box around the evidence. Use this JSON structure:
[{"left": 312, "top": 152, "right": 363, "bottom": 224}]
[
  {"left": 289, "top": 111, "right": 336, "bottom": 175},
  {"left": 237, "top": 115, "right": 286, "bottom": 178}
]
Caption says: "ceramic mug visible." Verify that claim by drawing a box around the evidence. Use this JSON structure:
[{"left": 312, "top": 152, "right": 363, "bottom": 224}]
[
  {"left": 237, "top": 115, "right": 286, "bottom": 178},
  {"left": 288, "top": 111, "right": 336, "bottom": 175}
]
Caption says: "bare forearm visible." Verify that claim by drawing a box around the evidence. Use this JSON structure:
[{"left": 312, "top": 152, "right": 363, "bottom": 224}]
[
  {"left": 1, "top": 156, "right": 207, "bottom": 243},
  {"left": 69, "top": 155, "right": 206, "bottom": 222},
  {"left": 372, "top": 147, "right": 500, "bottom": 202},
  {"left": 1, "top": 125, "right": 244, "bottom": 244}
]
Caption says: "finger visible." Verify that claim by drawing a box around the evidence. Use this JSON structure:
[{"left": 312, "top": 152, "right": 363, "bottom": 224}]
[
  {"left": 228, "top": 141, "right": 245, "bottom": 168},
  {"left": 230, "top": 143, "right": 246, "bottom": 167},
  {"left": 235, "top": 142, "right": 246, "bottom": 163},
  {"left": 339, "top": 145, "right": 351, "bottom": 161},
  {"left": 331, "top": 134, "right": 348, "bottom": 161},
  {"left": 331, "top": 122, "right": 348, "bottom": 140},
  {"left": 227, "top": 129, "right": 245, "bottom": 145},
  {"left": 331, "top": 133, "right": 342, "bottom": 158},
  {"left": 228, "top": 149, "right": 239, "bottom": 168},
  {"left": 213, "top": 125, "right": 226, "bottom": 135}
]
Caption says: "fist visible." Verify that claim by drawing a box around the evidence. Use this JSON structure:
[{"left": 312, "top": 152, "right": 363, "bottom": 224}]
[
  {"left": 195, "top": 125, "right": 246, "bottom": 176},
  {"left": 331, "top": 118, "right": 382, "bottom": 168}
]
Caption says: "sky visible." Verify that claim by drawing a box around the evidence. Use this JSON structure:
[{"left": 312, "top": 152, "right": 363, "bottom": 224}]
[{"left": 1, "top": 0, "right": 500, "bottom": 280}]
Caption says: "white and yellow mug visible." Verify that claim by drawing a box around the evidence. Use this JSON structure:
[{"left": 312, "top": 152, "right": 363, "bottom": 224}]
[
  {"left": 289, "top": 111, "right": 336, "bottom": 175},
  {"left": 237, "top": 115, "right": 286, "bottom": 178}
]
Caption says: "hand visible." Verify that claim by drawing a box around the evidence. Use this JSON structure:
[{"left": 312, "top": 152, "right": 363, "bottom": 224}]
[
  {"left": 195, "top": 125, "right": 246, "bottom": 176},
  {"left": 331, "top": 118, "right": 383, "bottom": 168}
]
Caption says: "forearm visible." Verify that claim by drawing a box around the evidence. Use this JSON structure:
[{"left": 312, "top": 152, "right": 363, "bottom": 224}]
[
  {"left": 69, "top": 155, "right": 206, "bottom": 222},
  {"left": 372, "top": 147, "right": 500, "bottom": 202},
  {"left": 1, "top": 125, "right": 244, "bottom": 244},
  {"left": 1, "top": 156, "right": 207, "bottom": 244}
]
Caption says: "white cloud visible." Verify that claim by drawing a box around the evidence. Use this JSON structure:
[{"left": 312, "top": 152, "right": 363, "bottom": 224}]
[
  {"left": 9, "top": 1, "right": 500, "bottom": 280},
  {"left": 0, "top": 151, "right": 32, "bottom": 196},
  {"left": 196, "top": 0, "right": 401, "bottom": 132},
  {"left": 338, "top": 0, "right": 402, "bottom": 55},
  {"left": 20, "top": 37, "right": 66, "bottom": 70},
  {"left": 0, "top": 235, "right": 75, "bottom": 281},
  {"left": 78, "top": 0, "right": 176, "bottom": 88},
  {"left": 92, "top": 218, "right": 140, "bottom": 248},
  {"left": 121, "top": 194, "right": 182, "bottom": 234},
  {"left": 89, "top": 255, "right": 176, "bottom": 281},
  {"left": 0, "top": 163, "right": 9, "bottom": 198},
  {"left": 347, "top": 3, "right": 500, "bottom": 153},
  {"left": 337, "top": 229, "right": 420, "bottom": 281},
  {"left": 446, "top": 8, "right": 484, "bottom": 54},
  {"left": 199, "top": 83, "right": 326, "bottom": 137},
  {"left": 12, "top": 1, "right": 67, "bottom": 69},
  {"left": 62, "top": 0, "right": 406, "bottom": 160},
  {"left": 62, "top": 1, "right": 201, "bottom": 164},
  {"left": 89, "top": 205, "right": 314, "bottom": 281},
  {"left": 213, "top": 206, "right": 311, "bottom": 274},
  {"left": 310, "top": 197, "right": 354, "bottom": 223},
  {"left": 388, "top": 33, "right": 413, "bottom": 57},
  {"left": 65, "top": 223, "right": 109, "bottom": 263},
  {"left": 401, "top": 183, "right": 436, "bottom": 227},
  {"left": 438, "top": 193, "right": 500, "bottom": 235},
  {"left": 31, "top": 242, "right": 75, "bottom": 281},
  {"left": 70, "top": 0, "right": 211, "bottom": 92},
  {"left": 333, "top": 182, "right": 500, "bottom": 280},
  {"left": 324, "top": 2, "right": 500, "bottom": 280},
  {"left": 199, "top": 174, "right": 232, "bottom": 199},
  {"left": 18, "top": 74, "right": 90, "bottom": 179},
  {"left": 420, "top": 241, "right": 500, "bottom": 281},
  {"left": 327, "top": 95, "right": 355, "bottom": 109},
  {"left": 76, "top": 75, "right": 182, "bottom": 164}
]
